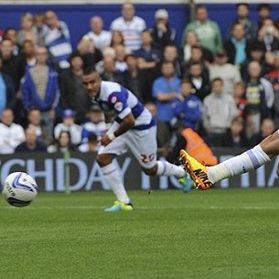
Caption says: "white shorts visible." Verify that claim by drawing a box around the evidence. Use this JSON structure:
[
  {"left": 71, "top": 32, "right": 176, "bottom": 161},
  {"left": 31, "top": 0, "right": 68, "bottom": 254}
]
[{"left": 98, "top": 126, "right": 157, "bottom": 169}]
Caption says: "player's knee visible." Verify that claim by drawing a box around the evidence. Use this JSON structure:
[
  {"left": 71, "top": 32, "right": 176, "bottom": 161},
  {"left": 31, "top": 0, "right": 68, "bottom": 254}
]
[
  {"left": 96, "top": 154, "right": 113, "bottom": 167},
  {"left": 142, "top": 165, "right": 157, "bottom": 176}
]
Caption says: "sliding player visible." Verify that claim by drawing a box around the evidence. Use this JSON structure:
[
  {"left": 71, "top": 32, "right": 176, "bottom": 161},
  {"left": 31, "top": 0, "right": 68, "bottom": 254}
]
[{"left": 82, "top": 69, "right": 191, "bottom": 212}]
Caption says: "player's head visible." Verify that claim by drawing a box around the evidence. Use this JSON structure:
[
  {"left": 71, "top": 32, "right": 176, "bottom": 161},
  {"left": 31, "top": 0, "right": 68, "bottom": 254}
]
[{"left": 82, "top": 68, "right": 101, "bottom": 99}]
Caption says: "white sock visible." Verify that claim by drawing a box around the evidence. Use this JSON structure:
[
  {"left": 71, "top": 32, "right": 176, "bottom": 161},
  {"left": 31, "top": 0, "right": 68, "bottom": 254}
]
[
  {"left": 156, "top": 160, "right": 185, "bottom": 177},
  {"left": 101, "top": 160, "right": 130, "bottom": 204},
  {"left": 207, "top": 145, "right": 270, "bottom": 184}
]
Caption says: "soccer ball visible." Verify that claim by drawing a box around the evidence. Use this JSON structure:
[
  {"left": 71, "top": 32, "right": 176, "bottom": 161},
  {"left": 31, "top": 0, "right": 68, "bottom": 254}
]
[{"left": 2, "top": 172, "right": 38, "bottom": 207}]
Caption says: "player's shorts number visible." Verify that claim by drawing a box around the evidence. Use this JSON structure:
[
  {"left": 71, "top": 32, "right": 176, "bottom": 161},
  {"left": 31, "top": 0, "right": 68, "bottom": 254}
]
[{"left": 141, "top": 153, "right": 155, "bottom": 163}]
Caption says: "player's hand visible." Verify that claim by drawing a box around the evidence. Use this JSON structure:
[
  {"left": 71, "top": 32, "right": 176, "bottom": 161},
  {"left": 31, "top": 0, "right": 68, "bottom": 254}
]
[{"left": 100, "top": 135, "right": 112, "bottom": 146}]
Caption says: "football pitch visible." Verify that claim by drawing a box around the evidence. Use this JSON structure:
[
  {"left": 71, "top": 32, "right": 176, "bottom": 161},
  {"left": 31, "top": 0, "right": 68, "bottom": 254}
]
[{"left": 1, "top": 188, "right": 279, "bottom": 279}]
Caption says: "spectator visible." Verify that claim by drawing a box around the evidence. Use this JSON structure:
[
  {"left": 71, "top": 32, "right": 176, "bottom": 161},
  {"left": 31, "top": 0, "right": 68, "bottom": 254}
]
[
  {"left": 100, "top": 55, "right": 124, "bottom": 83},
  {"left": 21, "top": 46, "right": 59, "bottom": 131},
  {"left": 15, "top": 127, "right": 47, "bottom": 152},
  {"left": 114, "top": 44, "right": 128, "bottom": 72},
  {"left": 232, "top": 3, "right": 257, "bottom": 40},
  {"left": 110, "top": 1, "right": 146, "bottom": 51},
  {"left": 233, "top": 81, "right": 247, "bottom": 117},
  {"left": 59, "top": 53, "right": 91, "bottom": 124},
  {"left": 54, "top": 109, "right": 82, "bottom": 146},
  {"left": 26, "top": 108, "right": 52, "bottom": 144},
  {"left": 257, "top": 18, "right": 279, "bottom": 52},
  {"left": 250, "top": 118, "right": 275, "bottom": 147},
  {"left": 3, "top": 28, "right": 19, "bottom": 56},
  {"left": 17, "top": 13, "right": 38, "bottom": 46},
  {"left": 110, "top": 30, "right": 125, "bottom": 48},
  {"left": 0, "top": 57, "right": 16, "bottom": 114},
  {"left": 186, "top": 62, "right": 210, "bottom": 101},
  {"left": 183, "top": 4, "right": 222, "bottom": 54},
  {"left": 163, "top": 44, "right": 182, "bottom": 77},
  {"left": 245, "top": 61, "right": 274, "bottom": 134},
  {"left": 78, "top": 134, "right": 99, "bottom": 153},
  {"left": 123, "top": 54, "right": 145, "bottom": 102},
  {"left": 265, "top": 54, "right": 279, "bottom": 126},
  {"left": 209, "top": 50, "right": 242, "bottom": 95},
  {"left": 203, "top": 78, "right": 239, "bottom": 146},
  {"left": 19, "top": 40, "right": 37, "bottom": 69},
  {"left": 81, "top": 105, "right": 107, "bottom": 143},
  {"left": 1, "top": 39, "right": 21, "bottom": 90},
  {"left": 47, "top": 130, "right": 76, "bottom": 153},
  {"left": 222, "top": 116, "right": 248, "bottom": 148},
  {"left": 172, "top": 79, "right": 202, "bottom": 130},
  {"left": 44, "top": 10, "right": 72, "bottom": 69},
  {"left": 83, "top": 16, "right": 111, "bottom": 51},
  {"left": 151, "top": 9, "right": 176, "bottom": 50},
  {"left": 34, "top": 13, "right": 46, "bottom": 46},
  {"left": 224, "top": 23, "right": 250, "bottom": 66},
  {"left": 257, "top": 4, "right": 272, "bottom": 29},
  {"left": 152, "top": 61, "right": 181, "bottom": 147},
  {"left": 0, "top": 109, "right": 25, "bottom": 154},
  {"left": 76, "top": 37, "right": 103, "bottom": 69}
]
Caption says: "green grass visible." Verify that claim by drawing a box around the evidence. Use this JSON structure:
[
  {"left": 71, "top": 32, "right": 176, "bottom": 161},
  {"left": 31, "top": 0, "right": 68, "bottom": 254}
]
[{"left": 1, "top": 188, "right": 279, "bottom": 279}]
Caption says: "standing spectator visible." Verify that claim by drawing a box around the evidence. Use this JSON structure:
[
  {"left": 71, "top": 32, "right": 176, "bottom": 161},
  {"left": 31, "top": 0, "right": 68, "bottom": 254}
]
[
  {"left": 47, "top": 131, "right": 76, "bottom": 153},
  {"left": 54, "top": 109, "right": 82, "bottom": 146},
  {"left": 245, "top": 61, "right": 274, "bottom": 134},
  {"left": 152, "top": 62, "right": 181, "bottom": 147},
  {"left": 224, "top": 23, "right": 250, "bottom": 66},
  {"left": 209, "top": 50, "right": 242, "bottom": 95},
  {"left": 1, "top": 39, "right": 21, "bottom": 90},
  {"left": 26, "top": 108, "right": 52, "bottom": 144},
  {"left": 17, "top": 13, "right": 38, "bottom": 46},
  {"left": 183, "top": 5, "right": 222, "bottom": 54},
  {"left": 203, "top": 78, "right": 239, "bottom": 146},
  {"left": 185, "top": 62, "right": 210, "bottom": 101},
  {"left": 21, "top": 46, "right": 59, "bottom": 129},
  {"left": 59, "top": 53, "right": 91, "bottom": 124},
  {"left": 151, "top": 9, "right": 175, "bottom": 50},
  {"left": 83, "top": 16, "right": 111, "bottom": 51},
  {"left": 110, "top": 1, "right": 146, "bottom": 51},
  {"left": 0, "top": 109, "right": 25, "bottom": 154},
  {"left": 81, "top": 105, "right": 107, "bottom": 143},
  {"left": 15, "top": 127, "right": 47, "bottom": 152},
  {"left": 172, "top": 79, "right": 202, "bottom": 130},
  {"left": 257, "top": 4, "right": 272, "bottom": 29},
  {"left": 44, "top": 10, "right": 72, "bottom": 69},
  {"left": 0, "top": 57, "right": 16, "bottom": 114}
]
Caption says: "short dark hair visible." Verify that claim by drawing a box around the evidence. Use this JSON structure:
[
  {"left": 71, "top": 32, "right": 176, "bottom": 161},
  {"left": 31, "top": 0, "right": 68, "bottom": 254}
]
[
  {"left": 211, "top": 77, "right": 223, "bottom": 85},
  {"left": 181, "top": 78, "right": 192, "bottom": 85},
  {"left": 196, "top": 4, "right": 207, "bottom": 12},
  {"left": 236, "top": 3, "right": 249, "bottom": 9},
  {"left": 257, "top": 3, "right": 271, "bottom": 11},
  {"left": 83, "top": 67, "right": 98, "bottom": 76}
]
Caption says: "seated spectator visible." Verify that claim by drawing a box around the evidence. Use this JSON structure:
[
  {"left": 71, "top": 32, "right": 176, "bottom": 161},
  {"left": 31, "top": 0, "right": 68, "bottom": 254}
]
[
  {"left": 203, "top": 78, "right": 239, "bottom": 146},
  {"left": 152, "top": 61, "right": 181, "bottom": 147},
  {"left": 233, "top": 81, "right": 247, "bottom": 117},
  {"left": 257, "top": 18, "right": 279, "bottom": 52},
  {"left": 172, "top": 79, "right": 202, "bottom": 130},
  {"left": 110, "top": 30, "right": 125, "bottom": 48},
  {"left": 47, "top": 130, "right": 76, "bottom": 153},
  {"left": 59, "top": 53, "right": 91, "bottom": 124},
  {"left": 265, "top": 54, "right": 279, "bottom": 126},
  {"left": 224, "top": 23, "right": 250, "bottom": 66},
  {"left": 81, "top": 105, "right": 107, "bottom": 142},
  {"left": 151, "top": 9, "right": 175, "bottom": 50},
  {"left": 110, "top": 1, "right": 146, "bottom": 51},
  {"left": 54, "top": 109, "right": 82, "bottom": 146},
  {"left": 19, "top": 40, "right": 37, "bottom": 69},
  {"left": 123, "top": 54, "right": 145, "bottom": 102},
  {"left": 100, "top": 55, "right": 124, "bottom": 84},
  {"left": 78, "top": 134, "right": 99, "bottom": 153},
  {"left": 209, "top": 50, "right": 241, "bottom": 95},
  {"left": 0, "top": 109, "right": 25, "bottom": 154},
  {"left": 186, "top": 62, "right": 210, "bottom": 101},
  {"left": 245, "top": 61, "right": 274, "bottom": 134},
  {"left": 231, "top": 3, "right": 257, "bottom": 40},
  {"left": 34, "top": 13, "right": 46, "bottom": 46},
  {"left": 257, "top": 4, "right": 272, "bottom": 30},
  {"left": 0, "top": 57, "right": 16, "bottom": 114},
  {"left": 17, "top": 13, "right": 38, "bottom": 46},
  {"left": 21, "top": 46, "right": 59, "bottom": 131},
  {"left": 2, "top": 28, "right": 19, "bottom": 56},
  {"left": 114, "top": 44, "right": 128, "bottom": 72},
  {"left": 44, "top": 10, "right": 72, "bottom": 69},
  {"left": 76, "top": 37, "right": 103, "bottom": 69},
  {"left": 163, "top": 44, "right": 182, "bottom": 77},
  {"left": 222, "top": 116, "right": 248, "bottom": 148},
  {"left": 27, "top": 108, "right": 52, "bottom": 144},
  {"left": 15, "top": 127, "right": 47, "bottom": 152},
  {"left": 183, "top": 4, "right": 222, "bottom": 54},
  {"left": 250, "top": 118, "right": 276, "bottom": 147},
  {"left": 83, "top": 16, "right": 111, "bottom": 51}
]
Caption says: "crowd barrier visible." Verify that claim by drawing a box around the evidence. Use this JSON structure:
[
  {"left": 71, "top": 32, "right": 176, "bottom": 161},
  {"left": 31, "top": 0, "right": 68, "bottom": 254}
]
[{"left": 0, "top": 148, "right": 278, "bottom": 192}]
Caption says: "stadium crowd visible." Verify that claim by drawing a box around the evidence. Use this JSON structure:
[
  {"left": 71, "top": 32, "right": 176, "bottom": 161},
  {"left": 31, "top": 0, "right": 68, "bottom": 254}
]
[{"left": 0, "top": 2, "right": 278, "bottom": 155}]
